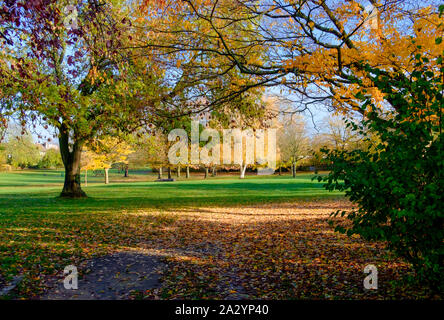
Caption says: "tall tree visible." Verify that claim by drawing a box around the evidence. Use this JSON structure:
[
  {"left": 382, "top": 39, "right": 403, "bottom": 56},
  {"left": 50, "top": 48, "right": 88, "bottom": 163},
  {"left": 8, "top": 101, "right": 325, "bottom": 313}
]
[
  {"left": 278, "top": 115, "right": 309, "bottom": 177},
  {"left": 0, "top": 0, "right": 163, "bottom": 197}
]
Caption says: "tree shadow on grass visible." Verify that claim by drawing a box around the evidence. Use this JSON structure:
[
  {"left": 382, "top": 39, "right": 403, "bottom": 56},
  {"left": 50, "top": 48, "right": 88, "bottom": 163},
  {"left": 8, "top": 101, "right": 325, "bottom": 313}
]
[{"left": 0, "top": 193, "right": 345, "bottom": 215}]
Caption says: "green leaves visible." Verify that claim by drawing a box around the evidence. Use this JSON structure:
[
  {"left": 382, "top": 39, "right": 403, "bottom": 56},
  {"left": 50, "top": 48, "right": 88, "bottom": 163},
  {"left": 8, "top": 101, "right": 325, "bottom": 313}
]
[{"left": 320, "top": 38, "right": 444, "bottom": 292}]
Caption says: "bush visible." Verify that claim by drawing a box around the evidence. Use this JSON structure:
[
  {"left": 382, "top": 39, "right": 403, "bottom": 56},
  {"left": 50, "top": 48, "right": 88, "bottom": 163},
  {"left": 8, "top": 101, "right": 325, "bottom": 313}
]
[
  {"left": 38, "top": 148, "right": 63, "bottom": 169},
  {"left": 320, "top": 38, "right": 443, "bottom": 291}
]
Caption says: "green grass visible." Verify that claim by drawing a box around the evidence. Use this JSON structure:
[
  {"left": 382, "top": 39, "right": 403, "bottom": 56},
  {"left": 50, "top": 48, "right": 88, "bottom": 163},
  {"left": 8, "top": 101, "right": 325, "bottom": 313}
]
[
  {"left": 0, "top": 169, "right": 342, "bottom": 298},
  {"left": 0, "top": 169, "right": 149, "bottom": 187},
  {"left": 0, "top": 170, "right": 341, "bottom": 209}
]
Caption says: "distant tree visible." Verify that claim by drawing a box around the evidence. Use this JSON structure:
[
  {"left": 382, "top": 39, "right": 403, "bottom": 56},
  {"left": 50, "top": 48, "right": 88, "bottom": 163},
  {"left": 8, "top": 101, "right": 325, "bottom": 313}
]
[
  {"left": 309, "top": 133, "right": 334, "bottom": 169},
  {"left": 325, "top": 116, "right": 361, "bottom": 152},
  {"left": 5, "top": 133, "right": 40, "bottom": 169},
  {"left": 0, "top": 136, "right": 6, "bottom": 165},
  {"left": 0, "top": 144, "right": 7, "bottom": 169},
  {"left": 0, "top": 123, "right": 17, "bottom": 167},
  {"left": 208, "top": 92, "right": 275, "bottom": 179},
  {"left": 80, "top": 149, "right": 95, "bottom": 187},
  {"left": 123, "top": 149, "right": 149, "bottom": 177},
  {"left": 0, "top": 124, "right": 6, "bottom": 142},
  {"left": 85, "top": 137, "right": 134, "bottom": 184},
  {"left": 136, "top": 131, "right": 169, "bottom": 179},
  {"left": 278, "top": 116, "right": 309, "bottom": 177}
]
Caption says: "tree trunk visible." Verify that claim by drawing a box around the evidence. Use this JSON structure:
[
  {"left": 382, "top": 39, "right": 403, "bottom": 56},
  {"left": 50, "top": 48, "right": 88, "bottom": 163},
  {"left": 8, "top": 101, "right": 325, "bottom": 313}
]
[
  {"left": 105, "top": 168, "right": 109, "bottom": 184},
  {"left": 186, "top": 165, "right": 190, "bottom": 178},
  {"left": 212, "top": 166, "right": 217, "bottom": 177},
  {"left": 279, "top": 166, "right": 282, "bottom": 176},
  {"left": 85, "top": 169, "right": 88, "bottom": 187},
  {"left": 204, "top": 167, "right": 208, "bottom": 178},
  {"left": 177, "top": 165, "right": 181, "bottom": 178},
  {"left": 59, "top": 125, "right": 86, "bottom": 198},
  {"left": 292, "top": 162, "right": 296, "bottom": 178},
  {"left": 124, "top": 164, "right": 129, "bottom": 177},
  {"left": 240, "top": 163, "right": 247, "bottom": 179},
  {"left": 168, "top": 167, "right": 172, "bottom": 179},
  {"left": 158, "top": 167, "right": 163, "bottom": 179}
]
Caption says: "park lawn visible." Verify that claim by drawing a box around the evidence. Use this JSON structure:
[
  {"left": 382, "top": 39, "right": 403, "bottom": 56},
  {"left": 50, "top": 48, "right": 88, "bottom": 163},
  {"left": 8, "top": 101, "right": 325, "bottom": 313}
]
[
  {"left": 0, "top": 169, "right": 151, "bottom": 187},
  {"left": 0, "top": 170, "right": 340, "bottom": 205},
  {"left": 0, "top": 171, "right": 435, "bottom": 299}
]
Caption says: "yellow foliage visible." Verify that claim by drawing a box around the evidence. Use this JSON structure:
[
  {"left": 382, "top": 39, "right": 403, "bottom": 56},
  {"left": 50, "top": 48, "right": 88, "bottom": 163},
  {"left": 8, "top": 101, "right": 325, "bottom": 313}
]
[{"left": 82, "top": 137, "right": 134, "bottom": 170}]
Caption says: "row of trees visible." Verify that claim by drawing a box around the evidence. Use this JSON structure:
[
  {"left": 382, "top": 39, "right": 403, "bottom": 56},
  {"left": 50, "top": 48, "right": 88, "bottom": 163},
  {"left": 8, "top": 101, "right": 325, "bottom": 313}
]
[{"left": 1, "top": 112, "right": 363, "bottom": 180}]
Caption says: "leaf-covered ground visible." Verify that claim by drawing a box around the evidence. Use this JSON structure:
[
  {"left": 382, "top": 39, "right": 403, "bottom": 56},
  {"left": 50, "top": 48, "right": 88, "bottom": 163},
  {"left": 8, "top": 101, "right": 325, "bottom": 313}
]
[
  {"left": 0, "top": 171, "right": 440, "bottom": 299},
  {"left": 136, "top": 201, "right": 438, "bottom": 300}
]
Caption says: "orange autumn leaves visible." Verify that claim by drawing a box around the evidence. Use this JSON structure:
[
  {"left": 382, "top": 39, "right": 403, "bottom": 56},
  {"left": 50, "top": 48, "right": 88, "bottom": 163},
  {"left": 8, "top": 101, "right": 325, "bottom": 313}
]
[
  {"left": 142, "top": 201, "right": 431, "bottom": 299},
  {"left": 281, "top": 5, "right": 443, "bottom": 114}
]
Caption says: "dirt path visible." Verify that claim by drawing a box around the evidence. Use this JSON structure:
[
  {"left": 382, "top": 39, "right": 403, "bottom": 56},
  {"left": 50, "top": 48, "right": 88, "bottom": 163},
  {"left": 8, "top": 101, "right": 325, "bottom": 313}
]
[{"left": 42, "top": 252, "right": 165, "bottom": 300}]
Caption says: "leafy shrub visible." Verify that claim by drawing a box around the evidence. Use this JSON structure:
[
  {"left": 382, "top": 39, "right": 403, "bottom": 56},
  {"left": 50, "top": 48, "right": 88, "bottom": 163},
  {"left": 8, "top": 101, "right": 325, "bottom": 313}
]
[
  {"left": 38, "top": 148, "right": 63, "bottom": 169},
  {"left": 320, "top": 36, "right": 443, "bottom": 291}
]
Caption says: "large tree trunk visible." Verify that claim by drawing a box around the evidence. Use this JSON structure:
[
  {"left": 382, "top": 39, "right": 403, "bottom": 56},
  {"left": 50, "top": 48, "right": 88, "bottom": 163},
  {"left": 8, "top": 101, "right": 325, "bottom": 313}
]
[
  {"left": 177, "top": 165, "right": 181, "bottom": 178},
  {"left": 186, "top": 165, "right": 190, "bottom": 178},
  {"left": 104, "top": 168, "right": 109, "bottom": 184},
  {"left": 59, "top": 126, "right": 86, "bottom": 198},
  {"left": 168, "top": 167, "right": 172, "bottom": 179},
  {"left": 124, "top": 164, "right": 129, "bottom": 177},
  {"left": 212, "top": 166, "right": 217, "bottom": 177},
  {"left": 204, "top": 167, "right": 208, "bottom": 179},
  {"left": 158, "top": 167, "right": 163, "bottom": 179},
  {"left": 292, "top": 162, "right": 296, "bottom": 178}
]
